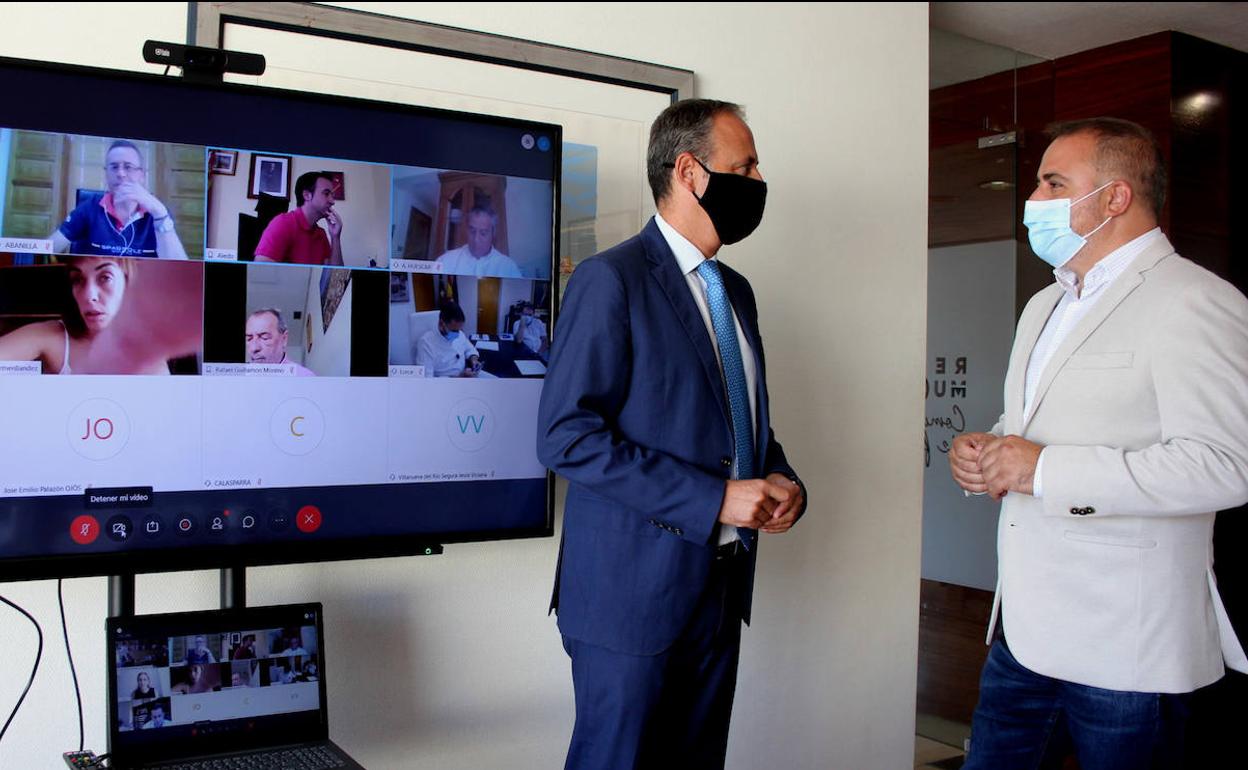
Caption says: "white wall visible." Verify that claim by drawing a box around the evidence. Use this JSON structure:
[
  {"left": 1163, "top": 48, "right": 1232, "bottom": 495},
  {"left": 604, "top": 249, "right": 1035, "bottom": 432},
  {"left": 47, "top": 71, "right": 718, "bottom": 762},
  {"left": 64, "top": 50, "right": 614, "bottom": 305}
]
[
  {"left": 388, "top": 277, "right": 419, "bottom": 363},
  {"left": 303, "top": 273, "right": 353, "bottom": 377},
  {"left": 391, "top": 169, "right": 440, "bottom": 261},
  {"left": 504, "top": 178, "right": 555, "bottom": 278},
  {"left": 0, "top": 4, "right": 929, "bottom": 769}
]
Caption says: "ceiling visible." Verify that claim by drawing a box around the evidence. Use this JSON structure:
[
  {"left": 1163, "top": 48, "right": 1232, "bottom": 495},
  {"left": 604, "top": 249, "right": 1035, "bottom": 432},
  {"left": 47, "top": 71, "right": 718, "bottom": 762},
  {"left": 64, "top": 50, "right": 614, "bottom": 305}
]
[
  {"left": 931, "top": 2, "right": 1248, "bottom": 61},
  {"left": 933, "top": 2, "right": 1243, "bottom": 89}
]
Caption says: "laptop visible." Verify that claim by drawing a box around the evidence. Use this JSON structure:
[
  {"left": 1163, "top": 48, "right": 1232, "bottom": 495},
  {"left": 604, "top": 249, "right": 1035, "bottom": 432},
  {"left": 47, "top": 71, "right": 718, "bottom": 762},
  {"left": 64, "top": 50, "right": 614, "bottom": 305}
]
[{"left": 106, "top": 602, "right": 365, "bottom": 769}]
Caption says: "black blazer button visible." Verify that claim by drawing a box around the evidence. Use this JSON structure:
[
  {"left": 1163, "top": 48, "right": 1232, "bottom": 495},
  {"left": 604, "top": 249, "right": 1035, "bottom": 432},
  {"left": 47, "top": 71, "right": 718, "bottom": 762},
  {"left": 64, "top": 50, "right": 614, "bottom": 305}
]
[
  {"left": 1070, "top": 507, "right": 1080, "bottom": 515},
  {"left": 721, "top": 457, "right": 732, "bottom": 468},
  {"left": 1086, "top": 507, "right": 1096, "bottom": 515}
]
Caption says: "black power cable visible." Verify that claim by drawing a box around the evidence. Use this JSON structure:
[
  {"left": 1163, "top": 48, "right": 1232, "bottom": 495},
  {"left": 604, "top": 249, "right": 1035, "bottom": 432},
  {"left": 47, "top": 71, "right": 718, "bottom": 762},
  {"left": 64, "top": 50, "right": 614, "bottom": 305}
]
[
  {"left": 0, "top": 592, "right": 43, "bottom": 747},
  {"left": 58, "top": 579, "right": 85, "bottom": 752}
]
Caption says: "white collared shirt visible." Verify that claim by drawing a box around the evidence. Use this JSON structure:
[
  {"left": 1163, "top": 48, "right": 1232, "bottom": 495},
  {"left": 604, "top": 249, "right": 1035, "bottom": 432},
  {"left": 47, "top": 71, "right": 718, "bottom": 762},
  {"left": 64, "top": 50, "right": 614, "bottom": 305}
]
[
  {"left": 655, "top": 214, "right": 758, "bottom": 546},
  {"left": 437, "top": 244, "right": 522, "bottom": 278},
  {"left": 1026, "top": 227, "right": 1163, "bottom": 496},
  {"left": 416, "top": 330, "right": 479, "bottom": 378}
]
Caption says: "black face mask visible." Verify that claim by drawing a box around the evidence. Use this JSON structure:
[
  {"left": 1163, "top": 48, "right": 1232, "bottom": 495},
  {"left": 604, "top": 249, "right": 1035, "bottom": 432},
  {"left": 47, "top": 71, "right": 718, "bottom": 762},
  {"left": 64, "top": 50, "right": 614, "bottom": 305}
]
[{"left": 693, "top": 158, "right": 767, "bottom": 245}]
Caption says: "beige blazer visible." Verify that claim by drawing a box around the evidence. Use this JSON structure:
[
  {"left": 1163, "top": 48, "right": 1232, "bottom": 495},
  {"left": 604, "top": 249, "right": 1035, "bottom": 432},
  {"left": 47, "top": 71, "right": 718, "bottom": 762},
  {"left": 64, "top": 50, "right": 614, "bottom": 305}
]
[{"left": 987, "top": 234, "right": 1248, "bottom": 693}]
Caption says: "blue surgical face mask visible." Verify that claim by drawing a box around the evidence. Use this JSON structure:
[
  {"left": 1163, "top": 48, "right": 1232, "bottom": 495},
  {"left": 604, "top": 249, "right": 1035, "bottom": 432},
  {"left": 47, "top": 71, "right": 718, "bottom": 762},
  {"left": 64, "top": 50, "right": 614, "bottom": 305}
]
[
  {"left": 443, "top": 328, "right": 460, "bottom": 342},
  {"left": 1022, "top": 181, "right": 1114, "bottom": 268}
]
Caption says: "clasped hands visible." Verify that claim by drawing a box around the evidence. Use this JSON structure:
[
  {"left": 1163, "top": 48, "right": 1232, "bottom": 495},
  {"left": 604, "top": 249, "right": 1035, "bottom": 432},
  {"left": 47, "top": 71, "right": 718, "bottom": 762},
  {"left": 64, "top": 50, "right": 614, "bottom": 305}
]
[
  {"left": 718, "top": 474, "right": 804, "bottom": 534},
  {"left": 949, "top": 432, "right": 1043, "bottom": 500}
]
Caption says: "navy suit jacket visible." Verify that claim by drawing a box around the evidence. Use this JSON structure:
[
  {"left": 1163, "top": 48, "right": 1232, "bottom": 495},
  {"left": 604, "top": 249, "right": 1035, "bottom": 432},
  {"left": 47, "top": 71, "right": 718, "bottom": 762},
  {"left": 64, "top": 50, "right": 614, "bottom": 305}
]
[{"left": 537, "top": 218, "right": 803, "bottom": 656}]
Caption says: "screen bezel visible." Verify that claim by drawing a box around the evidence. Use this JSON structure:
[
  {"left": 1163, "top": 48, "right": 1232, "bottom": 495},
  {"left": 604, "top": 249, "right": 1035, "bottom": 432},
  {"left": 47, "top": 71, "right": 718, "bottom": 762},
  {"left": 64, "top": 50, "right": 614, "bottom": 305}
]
[{"left": 0, "top": 55, "right": 559, "bottom": 581}]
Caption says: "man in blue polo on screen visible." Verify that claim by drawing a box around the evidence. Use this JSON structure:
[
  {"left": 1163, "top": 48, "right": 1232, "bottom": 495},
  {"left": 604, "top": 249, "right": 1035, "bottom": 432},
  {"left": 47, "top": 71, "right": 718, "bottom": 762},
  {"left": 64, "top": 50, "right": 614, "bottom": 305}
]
[
  {"left": 416, "top": 300, "right": 481, "bottom": 378},
  {"left": 51, "top": 140, "right": 189, "bottom": 260},
  {"left": 436, "top": 205, "right": 521, "bottom": 277},
  {"left": 254, "top": 171, "right": 345, "bottom": 266},
  {"left": 184, "top": 635, "right": 217, "bottom": 665}
]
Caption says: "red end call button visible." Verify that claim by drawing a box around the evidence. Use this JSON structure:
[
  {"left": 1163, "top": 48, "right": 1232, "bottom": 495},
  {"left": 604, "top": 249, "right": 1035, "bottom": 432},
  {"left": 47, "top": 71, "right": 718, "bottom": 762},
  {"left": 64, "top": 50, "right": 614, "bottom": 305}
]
[
  {"left": 70, "top": 514, "right": 100, "bottom": 545},
  {"left": 296, "top": 505, "right": 322, "bottom": 533}
]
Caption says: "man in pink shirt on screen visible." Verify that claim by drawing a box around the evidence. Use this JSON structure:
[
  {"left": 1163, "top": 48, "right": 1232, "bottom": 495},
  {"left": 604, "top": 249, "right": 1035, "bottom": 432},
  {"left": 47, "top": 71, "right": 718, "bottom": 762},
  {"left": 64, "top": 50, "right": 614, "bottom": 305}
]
[{"left": 254, "top": 171, "right": 344, "bottom": 266}]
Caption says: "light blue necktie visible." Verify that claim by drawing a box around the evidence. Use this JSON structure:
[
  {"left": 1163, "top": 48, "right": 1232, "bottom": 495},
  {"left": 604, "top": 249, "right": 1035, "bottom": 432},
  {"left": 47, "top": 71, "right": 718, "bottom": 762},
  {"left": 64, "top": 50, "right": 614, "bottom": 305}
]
[{"left": 697, "top": 259, "right": 756, "bottom": 548}]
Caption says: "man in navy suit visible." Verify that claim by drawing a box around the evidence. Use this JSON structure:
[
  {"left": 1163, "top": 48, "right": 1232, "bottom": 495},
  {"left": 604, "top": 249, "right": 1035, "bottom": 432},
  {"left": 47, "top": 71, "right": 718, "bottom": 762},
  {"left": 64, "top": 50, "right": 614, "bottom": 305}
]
[{"left": 538, "top": 99, "right": 807, "bottom": 770}]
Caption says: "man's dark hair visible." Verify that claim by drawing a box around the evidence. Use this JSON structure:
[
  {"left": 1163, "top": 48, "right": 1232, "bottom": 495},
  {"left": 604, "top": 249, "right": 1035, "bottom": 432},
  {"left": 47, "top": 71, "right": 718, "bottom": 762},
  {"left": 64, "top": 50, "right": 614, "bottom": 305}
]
[
  {"left": 294, "top": 171, "right": 334, "bottom": 206},
  {"left": 518, "top": 300, "right": 534, "bottom": 312},
  {"left": 1046, "top": 118, "right": 1167, "bottom": 219},
  {"left": 646, "top": 99, "right": 745, "bottom": 204},
  {"left": 439, "top": 300, "right": 466, "bottom": 325}
]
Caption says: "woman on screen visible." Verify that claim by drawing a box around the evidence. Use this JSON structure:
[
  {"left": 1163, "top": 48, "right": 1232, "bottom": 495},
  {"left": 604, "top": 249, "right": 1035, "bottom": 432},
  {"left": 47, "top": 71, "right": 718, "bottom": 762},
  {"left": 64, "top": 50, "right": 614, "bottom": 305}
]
[
  {"left": 131, "top": 671, "right": 159, "bottom": 701},
  {"left": 0, "top": 256, "right": 201, "bottom": 374}
]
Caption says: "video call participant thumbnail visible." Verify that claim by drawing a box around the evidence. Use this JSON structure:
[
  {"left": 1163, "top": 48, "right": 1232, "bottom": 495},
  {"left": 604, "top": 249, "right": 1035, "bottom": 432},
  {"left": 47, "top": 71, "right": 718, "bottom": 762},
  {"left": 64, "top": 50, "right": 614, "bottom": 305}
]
[
  {"left": 229, "top": 633, "right": 260, "bottom": 660},
  {"left": 437, "top": 206, "right": 521, "bottom": 278},
  {"left": 184, "top": 635, "right": 217, "bottom": 665},
  {"left": 255, "top": 171, "right": 344, "bottom": 266},
  {"left": 416, "top": 300, "right": 481, "bottom": 378},
  {"left": 130, "top": 670, "right": 161, "bottom": 701},
  {"left": 51, "top": 140, "right": 188, "bottom": 260},
  {"left": 246, "top": 309, "right": 315, "bottom": 375},
  {"left": 202, "top": 263, "right": 388, "bottom": 377},
  {"left": 171, "top": 662, "right": 219, "bottom": 695},
  {"left": 230, "top": 661, "right": 259, "bottom": 688},
  {"left": 0, "top": 256, "right": 203, "bottom": 375},
  {"left": 138, "top": 700, "right": 173, "bottom": 730}
]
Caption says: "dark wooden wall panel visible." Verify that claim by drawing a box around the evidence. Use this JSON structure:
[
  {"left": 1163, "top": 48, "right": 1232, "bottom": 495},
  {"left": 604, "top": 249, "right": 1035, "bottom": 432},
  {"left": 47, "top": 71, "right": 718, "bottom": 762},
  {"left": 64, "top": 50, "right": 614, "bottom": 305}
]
[
  {"left": 916, "top": 580, "right": 993, "bottom": 724},
  {"left": 1169, "top": 33, "right": 1242, "bottom": 283},
  {"left": 1053, "top": 32, "right": 1173, "bottom": 220}
]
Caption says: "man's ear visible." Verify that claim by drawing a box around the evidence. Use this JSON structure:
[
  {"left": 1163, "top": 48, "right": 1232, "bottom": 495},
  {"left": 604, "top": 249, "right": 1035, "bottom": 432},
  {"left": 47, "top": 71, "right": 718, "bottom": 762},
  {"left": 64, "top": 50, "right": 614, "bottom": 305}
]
[
  {"left": 1106, "top": 181, "right": 1134, "bottom": 216},
  {"left": 672, "top": 152, "right": 703, "bottom": 196}
]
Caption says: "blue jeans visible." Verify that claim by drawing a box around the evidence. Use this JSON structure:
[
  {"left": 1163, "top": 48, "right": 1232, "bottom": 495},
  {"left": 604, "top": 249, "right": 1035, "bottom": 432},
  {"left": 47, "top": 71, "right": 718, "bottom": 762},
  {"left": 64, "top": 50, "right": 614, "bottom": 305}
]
[{"left": 963, "top": 639, "right": 1191, "bottom": 770}]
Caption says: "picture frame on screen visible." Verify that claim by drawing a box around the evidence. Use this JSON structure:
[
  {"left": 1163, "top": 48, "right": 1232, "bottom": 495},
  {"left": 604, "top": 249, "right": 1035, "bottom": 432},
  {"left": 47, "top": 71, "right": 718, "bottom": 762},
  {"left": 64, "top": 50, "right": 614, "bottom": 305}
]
[{"left": 248, "top": 153, "right": 293, "bottom": 199}]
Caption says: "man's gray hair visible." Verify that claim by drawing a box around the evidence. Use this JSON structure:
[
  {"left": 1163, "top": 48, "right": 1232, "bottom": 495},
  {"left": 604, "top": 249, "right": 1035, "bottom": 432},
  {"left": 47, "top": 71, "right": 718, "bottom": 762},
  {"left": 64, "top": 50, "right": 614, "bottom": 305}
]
[
  {"left": 249, "top": 307, "right": 287, "bottom": 333},
  {"left": 646, "top": 99, "right": 744, "bottom": 204},
  {"left": 106, "top": 139, "right": 144, "bottom": 167},
  {"left": 468, "top": 204, "right": 498, "bottom": 226}
]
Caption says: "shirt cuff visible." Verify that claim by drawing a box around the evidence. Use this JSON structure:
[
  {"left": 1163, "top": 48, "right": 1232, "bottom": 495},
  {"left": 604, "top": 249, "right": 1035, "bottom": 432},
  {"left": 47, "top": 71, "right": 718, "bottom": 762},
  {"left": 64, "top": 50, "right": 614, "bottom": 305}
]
[{"left": 1032, "top": 448, "right": 1046, "bottom": 498}]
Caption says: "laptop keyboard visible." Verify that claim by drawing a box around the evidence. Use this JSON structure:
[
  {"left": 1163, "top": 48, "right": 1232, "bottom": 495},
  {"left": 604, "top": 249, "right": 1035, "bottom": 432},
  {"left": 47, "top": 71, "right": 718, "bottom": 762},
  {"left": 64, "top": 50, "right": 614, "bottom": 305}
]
[{"left": 157, "top": 745, "right": 347, "bottom": 769}]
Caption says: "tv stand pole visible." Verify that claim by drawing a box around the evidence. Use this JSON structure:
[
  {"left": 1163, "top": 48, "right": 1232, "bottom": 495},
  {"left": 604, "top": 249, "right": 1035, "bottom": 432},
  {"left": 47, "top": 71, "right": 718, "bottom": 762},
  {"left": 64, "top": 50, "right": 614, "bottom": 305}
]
[
  {"left": 105, "top": 567, "right": 244, "bottom": 618},
  {"left": 108, "top": 574, "right": 135, "bottom": 618},
  {"left": 220, "top": 566, "right": 246, "bottom": 610}
]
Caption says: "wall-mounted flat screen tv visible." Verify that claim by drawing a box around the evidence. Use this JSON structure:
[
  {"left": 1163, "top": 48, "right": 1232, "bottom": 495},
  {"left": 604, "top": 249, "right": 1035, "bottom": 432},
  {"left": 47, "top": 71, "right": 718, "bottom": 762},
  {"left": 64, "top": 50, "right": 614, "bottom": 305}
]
[{"left": 0, "top": 55, "right": 559, "bottom": 580}]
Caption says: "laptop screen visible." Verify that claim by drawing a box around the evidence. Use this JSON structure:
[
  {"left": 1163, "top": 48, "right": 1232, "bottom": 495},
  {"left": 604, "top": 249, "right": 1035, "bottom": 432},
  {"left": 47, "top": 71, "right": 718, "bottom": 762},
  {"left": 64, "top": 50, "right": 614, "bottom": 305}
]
[{"left": 107, "top": 603, "right": 328, "bottom": 765}]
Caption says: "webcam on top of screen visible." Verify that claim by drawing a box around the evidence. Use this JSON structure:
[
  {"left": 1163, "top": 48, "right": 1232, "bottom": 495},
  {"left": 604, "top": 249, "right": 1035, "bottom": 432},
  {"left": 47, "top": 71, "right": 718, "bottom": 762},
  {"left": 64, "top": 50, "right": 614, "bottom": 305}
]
[{"left": 142, "top": 40, "right": 266, "bottom": 82}]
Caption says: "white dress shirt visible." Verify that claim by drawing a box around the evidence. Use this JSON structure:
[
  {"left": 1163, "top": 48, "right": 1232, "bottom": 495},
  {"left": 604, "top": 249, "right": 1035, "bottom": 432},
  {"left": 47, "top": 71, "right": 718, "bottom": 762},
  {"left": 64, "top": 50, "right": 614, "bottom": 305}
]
[
  {"left": 1027, "top": 227, "right": 1164, "bottom": 496},
  {"left": 655, "top": 214, "right": 758, "bottom": 546},
  {"left": 416, "top": 330, "right": 480, "bottom": 378},
  {"left": 512, "top": 315, "right": 547, "bottom": 353},
  {"left": 437, "top": 244, "right": 522, "bottom": 278}
]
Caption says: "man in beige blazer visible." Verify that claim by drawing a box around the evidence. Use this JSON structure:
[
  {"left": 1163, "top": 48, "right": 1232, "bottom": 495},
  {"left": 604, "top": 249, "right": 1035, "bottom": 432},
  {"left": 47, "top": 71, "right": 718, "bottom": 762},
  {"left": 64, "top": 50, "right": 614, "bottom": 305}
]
[{"left": 949, "top": 117, "right": 1248, "bottom": 770}]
